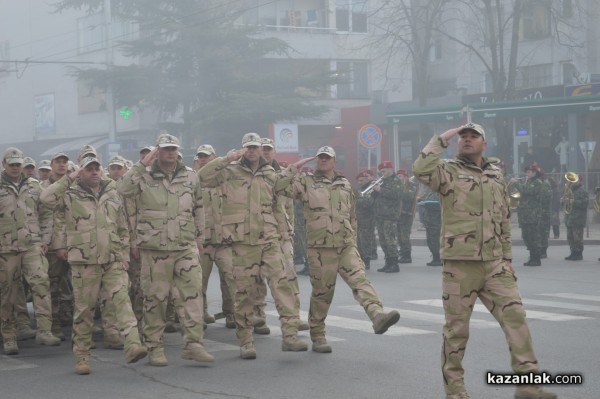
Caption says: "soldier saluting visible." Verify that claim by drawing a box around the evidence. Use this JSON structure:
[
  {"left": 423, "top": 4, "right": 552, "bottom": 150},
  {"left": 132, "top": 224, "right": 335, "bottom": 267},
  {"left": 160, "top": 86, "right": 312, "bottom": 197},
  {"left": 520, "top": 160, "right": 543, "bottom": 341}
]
[{"left": 413, "top": 124, "right": 556, "bottom": 399}]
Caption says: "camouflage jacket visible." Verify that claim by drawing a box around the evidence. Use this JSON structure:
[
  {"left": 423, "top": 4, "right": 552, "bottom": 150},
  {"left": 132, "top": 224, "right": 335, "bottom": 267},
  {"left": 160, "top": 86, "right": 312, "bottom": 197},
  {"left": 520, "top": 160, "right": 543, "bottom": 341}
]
[
  {"left": 271, "top": 161, "right": 294, "bottom": 241},
  {"left": 372, "top": 174, "right": 402, "bottom": 220},
  {"left": 201, "top": 183, "right": 223, "bottom": 245},
  {"left": 539, "top": 179, "right": 553, "bottom": 219},
  {"left": 117, "top": 160, "right": 204, "bottom": 251},
  {"left": 0, "top": 172, "right": 51, "bottom": 253},
  {"left": 40, "top": 175, "right": 62, "bottom": 250},
  {"left": 399, "top": 180, "right": 416, "bottom": 216},
  {"left": 198, "top": 156, "right": 280, "bottom": 245},
  {"left": 565, "top": 184, "right": 589, "bottom": 227},
  {"left": 275, "top": 166, "right": 357, "bottom": 248},
  {"left": 413, "top": 135, "right": 512, "bottom": 261},
  {"left": 51, "top": 178, "right": 129, "bottom": 264},
  {"left": 515, "top": 177, "right": 543, "bottom": 224},
  {"left": 355, "top": 183, "right": 375, "bottom": 225}
]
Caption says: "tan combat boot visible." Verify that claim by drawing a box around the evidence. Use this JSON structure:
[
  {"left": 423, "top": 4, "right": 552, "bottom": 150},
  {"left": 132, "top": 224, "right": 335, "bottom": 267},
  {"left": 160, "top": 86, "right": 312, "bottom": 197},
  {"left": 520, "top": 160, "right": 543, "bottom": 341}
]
[
  {"left": 125, "top": 344, "right": 148, "bottom": 363},
  {"left": 514, "top": 385, "right": 557, "bottom": 399},
  {"left": 16, "top": 325, "right": 37, "bottom": 341},
  {"left": 240, "top": 343, "right": 257, "bottom": 359},
  {"left": 74, "top": 355, "right": 91, "bottom": 375},
  {"left": 148, "top": 347, "right": 168, "bottom": 367},
  {"left": 298, "top": 320, "right": 310, "bottom": 331},
  {"left": 164, "top": 321, "right": 178, "bottom": 333},
  {"left": 312, "top": 337, "right": 332, "bottom": 353},
  {"left": 372, "top": 310, "right": 400, "bottom": 334},
  {"left": 181, "top": 343, "right": 215, "bottom": 363},
  {"left": 103, "top": 333, "right": 124, "bottom": 350},
  {"left": 281, "top": 335, "right": 308, "bottom": 351},
  {"left": 204, "top": 312, "right": 216, "bottom": 324},
  {"left": 253, "top": 319, "right": 270, "bottom": 335},
  {"left": 3, "top": 338, "right": 19, "bottom": 355},
  {"left": 35, "top": 330, "right": 61, "bottom": 346}
]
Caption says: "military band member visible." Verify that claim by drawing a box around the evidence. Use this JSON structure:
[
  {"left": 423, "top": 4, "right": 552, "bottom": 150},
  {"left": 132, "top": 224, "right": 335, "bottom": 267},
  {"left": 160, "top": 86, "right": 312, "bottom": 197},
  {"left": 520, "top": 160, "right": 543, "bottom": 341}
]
[
  {"left": 413, "top": 123, "right": 556, "bottom": 399},
  {"left": 418, "top": 184, "right": 442, "bottom": 266},
  {"left": 538, "top": 169, "right": 552, "bottom": 259},
  {"left": 563, "top": 176, "right": 588, "bottom": 261},
  {"left": 373, "top": 161, "right": 402, "bottom": 273},
  {"left": 513, "top": 163, "right": 544, "bottom": 266},
  {"left": 275, "top": 146, "right": 400, "bottom": 354},
  {"left": 355, "top": 171, "right": 376, "bottom": 269},
  {"left": 396, "top": 169, "right": 415, "bottom": 264}
]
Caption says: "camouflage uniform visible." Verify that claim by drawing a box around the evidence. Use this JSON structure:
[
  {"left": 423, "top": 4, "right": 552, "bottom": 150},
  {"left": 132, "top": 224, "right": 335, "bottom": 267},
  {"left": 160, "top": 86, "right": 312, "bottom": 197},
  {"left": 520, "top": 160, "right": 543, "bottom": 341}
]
[
  {"left": 397, "top": 179, "right": 415, "bottom": 263},
  {"left": 516, "top": 176, "right": 543, "bottom": 265},
  {"left": 117, "top": 154, "right": 209, "bottom": 358},
  {"left": 355, "top": 183, "right": 376, "bottom": 269},
  {"left": 564, "top": 183, "right": 589, "bottom": 259},
  {"left": 198, "top": 150, "right": 303, "bottom": 352},
  {"left": 538, "top": 179, "right": 552, "bottom": 258},
  {"left": 0, "top": 164, "right": 58, "bottom": 349},
  {"left": 47, "top": 170, "right": 143, "bottom": 361},
  {"left": 414, "top": 134, "right": 542, "bottom": 398},
  {"left": 275, "top": 156, "right": 399, "bottom": 346},
  {"left": 373, "top": 173, "right": 402, "bottom": 269}
]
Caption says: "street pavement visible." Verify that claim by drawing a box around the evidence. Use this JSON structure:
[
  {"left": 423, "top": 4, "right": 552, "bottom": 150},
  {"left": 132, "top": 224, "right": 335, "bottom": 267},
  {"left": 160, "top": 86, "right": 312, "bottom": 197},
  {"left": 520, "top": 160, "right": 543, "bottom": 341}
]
[{"left": 1, "top": 240, "right": 598, "bottom": 399}]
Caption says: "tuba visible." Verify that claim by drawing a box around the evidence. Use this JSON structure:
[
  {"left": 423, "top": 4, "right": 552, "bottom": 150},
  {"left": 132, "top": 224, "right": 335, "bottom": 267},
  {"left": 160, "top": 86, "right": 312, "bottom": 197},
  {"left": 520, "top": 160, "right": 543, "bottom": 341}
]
[{"left": 562, "top": 172, "right": 579, "bottom": 214}]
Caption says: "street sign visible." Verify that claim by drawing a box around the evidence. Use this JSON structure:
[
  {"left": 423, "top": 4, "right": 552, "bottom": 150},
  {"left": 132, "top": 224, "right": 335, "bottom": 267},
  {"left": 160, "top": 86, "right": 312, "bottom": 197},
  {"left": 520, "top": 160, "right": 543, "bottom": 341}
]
[
  {"left": 358, "top": 124, "right": 382, "bottom": 149},
  {"left": 579, "top": 141, "right": 596, "bottom": 165}
]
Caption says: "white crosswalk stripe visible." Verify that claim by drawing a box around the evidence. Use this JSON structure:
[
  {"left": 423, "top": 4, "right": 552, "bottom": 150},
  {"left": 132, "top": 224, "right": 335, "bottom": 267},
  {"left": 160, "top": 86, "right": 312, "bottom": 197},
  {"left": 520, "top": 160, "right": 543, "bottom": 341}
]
[
  {"left": 538, "top": 293, "right": 600, "bottom": 302},
  {"left": 406, "top": 299, "right": 591, "bottom": 321},
  {"left": 0, "top": 356, "right": 38, "bottom": 371},
  {"left": 522, "top": 298, "right": 600, "bottom": 313}
]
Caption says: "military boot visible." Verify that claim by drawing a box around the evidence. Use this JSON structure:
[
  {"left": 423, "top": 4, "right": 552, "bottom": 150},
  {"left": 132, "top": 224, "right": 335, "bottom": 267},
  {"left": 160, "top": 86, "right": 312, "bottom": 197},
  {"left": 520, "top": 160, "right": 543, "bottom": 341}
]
[
  {"left": 35, "top": 330, "right": 61, "bottom": 346},
  {"left": 253, "top": 319, "right": 270, "bottom": 335},
  {"left": 399, "top": 251, "right": 412, "bottom": 264},
  {"left": 240, "top": 343, "right": 256, "bottom": 359},
  {"left": 298, "top": 320, "right": 310, "bottom": 331},
  {"left": 569, "top": 251, "right": 583, "bottom": 260},
  {"left": 3, "top": 338, "right": 19, "bottom": 355},
  {"left": 312, "top": 337, "right": 332, "bottom": 353},
  {"left": 377, "top": 258, "right": 391, "bottom": 272},
  {"left": 125, "top": 344, "right": 147, "bottom": 364},
  {"left": 514, "top": 385, "right": 557, "bottom": 399},
  {"left": 564, "top": 252, "right": 575, "bottom": 260},
  {"left": 524, "top": 251, "right": 541, "bottom": 266},
  {"left": 204, "top": 312, "right": 216, "bottom": 324},
  {"left": 103, "top": 333, "right": 124, "bottom": 349},
  {"left": 384, "top": 258, "right": 400, "bottom": 273},
  {"left": 181, "top": 343, "right": 215, "bottom": 363},
  {"left": 363, "top": 258, "right": 370, "bottom": 270},
  {"left": 372, "top": 310, "right": 400, "bottom": 334},
  {"left": 281, "top": 335, "right": 308, "bottom": 351},
  {"left": 164, "top": 321, "right": 178, "bottom": 333},
  {"left": 74, "top": 355, "right": 91, "bottom": 375},
  {"left": 426, "top": 257, "right": 442, "bottom": 266},
  {"left": 17, "top": 325, "right": 37, "bottom": 341},
  {"left": 540, "top": 249, "right": 548, "bottom": 259},
  {"left": 148, "top": 347, "right": 168, "bottom": 367}
]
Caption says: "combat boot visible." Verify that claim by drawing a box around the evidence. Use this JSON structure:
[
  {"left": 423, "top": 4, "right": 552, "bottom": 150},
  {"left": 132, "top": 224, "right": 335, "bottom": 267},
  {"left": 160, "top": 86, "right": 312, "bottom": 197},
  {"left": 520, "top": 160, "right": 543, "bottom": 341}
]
[
  {"left": 312, "top": 337, "right": 332, "bottom": 353},
  {"left": 564, "top": 252, "right": 575, "bottom": 260},
  {"left": 398, "top": 254, "right": 412, "bottom": 264},
  {"left": 74, "top": 355, "right": 91, "bottom": 375},
  {"left": 35, "top": 330, "right": 61, "bottom": 346},
  {"left": 377, "top": 258, "right": 391, "bottom": 272},
  {"left": 540, "top": 249, "right": 548, "bottom": 259},
  {"left": 514, "top": 385, "right": 557, "bottom": 399},
  {"left": 363, "top": 258, "right": 370, "bottom": 270},
  {"left": 148, "top": 347, "right": 168, "bottom": 367},
  {"left": 281, "top": 335, "right": 308, "bottom": 351},
  {"left": 125, "top": 344, "right": 147, "bottom": 364},
  {"left": 103, "top": 333, "right": 124, "bottom": 349},
  {"left": 3, "top": 338, "right": 19, "bottom": 355},
  {"left": 373, "top": 310, "right": 400, "bottom": 334},
  {"left": 17, "top": 325, "right": 37, "bottom": 341},
  {"left": 253, "top": 319, "right": 270, "bottom": 335},
  {"left": 298, "top": 320, "right": 310, "bottom": 331},
  {"left": 384, "top": 259, "right": 400, "bottom": 273},
  {"left": 568, "top": 251, "right": 582, "bottom": 261},
  {"left": 204, "top": 312, "right": 216, "bottom": 324},
  {"left": 426, "top": 258, "right": 442, "bottom": 266},
  {"left": 164, "top": 321, "right": 178, "bottom": 333},
  {"left": 181, "top": 343, "right": 215, "bottom": 363},
  {"left": 225, "top": 314, "right": 236, "bottom": 329},
  {"left": 240, "top": 343, "right": 256, "bottom": 359}
]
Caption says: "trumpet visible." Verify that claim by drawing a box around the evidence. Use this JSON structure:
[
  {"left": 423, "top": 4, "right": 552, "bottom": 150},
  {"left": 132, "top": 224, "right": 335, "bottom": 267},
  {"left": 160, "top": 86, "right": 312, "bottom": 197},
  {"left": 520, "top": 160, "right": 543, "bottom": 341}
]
[
  {"left": 562, "top": 172, "right": 579, "bottom": 215},
  {"left": 361, "top": 176, "right": 384, "bottom": 196},
  {"left": 507, "top": 177, "right": 526, "bottom": 209}
]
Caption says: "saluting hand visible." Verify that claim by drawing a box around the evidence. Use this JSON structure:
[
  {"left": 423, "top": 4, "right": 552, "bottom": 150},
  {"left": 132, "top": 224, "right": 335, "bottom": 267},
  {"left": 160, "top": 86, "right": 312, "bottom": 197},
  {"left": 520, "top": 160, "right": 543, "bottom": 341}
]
[
  {"left": 292, "top": 156, "right": 316, "bottom": 170},
  {"left": 141, "top": 147, "right": 159, "bottom": 167},
  {"left": 69, "top": 167, "right": 83, "bottom": 180},
  {"left": 226, "top": 148, "right": 246, "bottom": 162},
  {"left": 440, "top": 126, "right": 463, "bottom": 141}
]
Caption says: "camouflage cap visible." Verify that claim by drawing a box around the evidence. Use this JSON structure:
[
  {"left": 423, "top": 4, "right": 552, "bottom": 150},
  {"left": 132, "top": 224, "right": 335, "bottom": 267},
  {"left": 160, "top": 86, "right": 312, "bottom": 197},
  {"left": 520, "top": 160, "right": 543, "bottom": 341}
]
[
  {"left": 156, "top": 133, "right": 180, "bottom": 148},
  {"left": 242, "top": 132, "right": 262, "bottom": 147},
  {"left": 458, "top": 122, "right": 486, "bottom": 141},
  {"left": 196, "top": 144, "right": 215, "bottom": 155},
  {"left": 78, "top": 144, "right": 98, "bottom": 161},
  {"left": 79, "top": 156, "right": 101, "bottom": 169},
  {"left": 316, "top": 146, "right": 336, "bottom": 158},
  {"left": 3, "top": 147, "right": 24, "bottom": 164},
  {"left": 52, "top": 152, "right": 69, "bottom": 161},
  {"left": 261, "top": 138, "right": 275, "bottom": 148},
  {"left": 108, "top": 155, "right": 126, "bottom": 167},
  {"left": 140, "top": 145, "right": 154, "bottom": 153},
  {"left": 38, "top": 160, "right": 52, "bottom": 170},
  {"left": 23, "top": 157, "right": 36, "bottom": 167}
]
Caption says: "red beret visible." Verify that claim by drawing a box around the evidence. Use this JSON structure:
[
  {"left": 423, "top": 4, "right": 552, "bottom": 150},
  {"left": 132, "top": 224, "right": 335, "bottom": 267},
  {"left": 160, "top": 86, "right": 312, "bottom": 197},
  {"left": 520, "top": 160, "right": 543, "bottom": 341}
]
[
  {"left": 364, "top": 169, "right": 376, "bottom": 177},
  {"left": 396, "top": 169, "right": 409, "bottom": 177},
  {"left": 378, "top": 160, "right": 393, "bottom": 170}
]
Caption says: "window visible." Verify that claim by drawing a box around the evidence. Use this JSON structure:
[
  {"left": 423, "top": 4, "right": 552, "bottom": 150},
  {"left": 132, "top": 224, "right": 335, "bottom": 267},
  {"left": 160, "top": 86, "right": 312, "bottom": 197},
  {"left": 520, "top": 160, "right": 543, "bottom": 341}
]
[
  {"left": 77, "top": 13, "right": 106, "bottom": 53},
  {"left": 335, "top": 61, "right": 368, "bottom": 99},
  {"left": 336, "top": 0, "right": 367, "bottom": 33},
  {"left": 520, "top": 1, "right": 551, "bottom": 40},
  {"left": 562, "top": 62, "right": 577, "bottom": 85},
  {"left": 518, "top": 64, "right": 553, "bottom": 89}
]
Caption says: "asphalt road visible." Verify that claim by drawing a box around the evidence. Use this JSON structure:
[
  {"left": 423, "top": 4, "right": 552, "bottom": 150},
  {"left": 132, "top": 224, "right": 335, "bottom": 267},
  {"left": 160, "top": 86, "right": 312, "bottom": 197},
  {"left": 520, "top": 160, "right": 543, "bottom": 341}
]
[{"left": 1, "top": 244, "right": 598, "bottom": 399}]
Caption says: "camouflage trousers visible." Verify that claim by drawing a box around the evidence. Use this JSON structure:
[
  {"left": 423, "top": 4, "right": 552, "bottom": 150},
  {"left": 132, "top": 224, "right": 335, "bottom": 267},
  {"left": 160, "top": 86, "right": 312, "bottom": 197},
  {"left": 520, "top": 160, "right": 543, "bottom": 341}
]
[
  {"left": 126, "top": 256, "right": 143, "bottom": 325},
  {"left": 139, "top": 248, "right": 204, "bottom": 349},
  {"left": 0, "top": 246, "right": 53, "bottom": 339},
  {"left": 357, "top": 220, "right": 376, "bottom": 261},
  {"left": 566, "top": 226, "right": 584, "bottom": 253},
  {"left": 231, "top": 241, "right": 300, "bottom": 346},
  {"left": 71, "top": 262, "right": 141, "bottom": 355},
  {"left": 521, "top": 223, "right": 541, "bottom": 253},
  {"left": 424, "top": 204, "right": 441, "bottom": 259},
  {"left": 47, "top": 252, "right": 72, "bottom": 332},
  {"left": 376, "top": 219, "right": 399, "bottom": 260},
  {"left": 538, "top": 219, "right": 551, "bottom": 251},
  {"left": 201, "top": 243, "right": 234, "bottom": 316},
  {"left": 306, "top": 245, "right": 383, "bottom": 341},
  {"left": 397, "top": 214, "right": 413, "bottom": 258},
  {"left": 441, "top": 259, "right": 539, "bottom": 395}
]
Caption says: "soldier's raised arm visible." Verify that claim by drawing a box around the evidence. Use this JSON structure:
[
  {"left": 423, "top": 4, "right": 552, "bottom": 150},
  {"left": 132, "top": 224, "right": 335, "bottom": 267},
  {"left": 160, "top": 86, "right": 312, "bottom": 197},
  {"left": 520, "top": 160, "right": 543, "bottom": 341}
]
[
  {"left": 40, "top": 172, "right": 76, "bottom": 209},
  {"left": 118, "top": 147, "right": 157, "bottom": 198},
  {"left": 413, "top": 127, "right": 461, "bottom": 192},
  {"left": 116, "top": 202, "right": 131, "bottom": 263},
  {"left": 197, "top": 148, "right": 244, "bottom": 188},
  {"left": 274, "top": 157, "right": 314, "bottom": 199},
  {"left": 192, "top": 175, "right": 205, "bottom": 249}
]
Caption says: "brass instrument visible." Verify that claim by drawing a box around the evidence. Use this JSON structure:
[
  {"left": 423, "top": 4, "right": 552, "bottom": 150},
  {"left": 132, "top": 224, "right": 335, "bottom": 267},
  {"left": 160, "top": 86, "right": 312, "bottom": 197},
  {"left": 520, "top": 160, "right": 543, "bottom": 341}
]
[
  {"left": 594, "top": 187, "right": 600, "bottom": 214},
  {"left": 507, "top": 177, "right": 526, "bottom": 209},
  {"left": 360, "top": 175, "right": 384, "bottom": 196},
  {"left": 562, "top": 172, "right": 579, "bottom": 215}
]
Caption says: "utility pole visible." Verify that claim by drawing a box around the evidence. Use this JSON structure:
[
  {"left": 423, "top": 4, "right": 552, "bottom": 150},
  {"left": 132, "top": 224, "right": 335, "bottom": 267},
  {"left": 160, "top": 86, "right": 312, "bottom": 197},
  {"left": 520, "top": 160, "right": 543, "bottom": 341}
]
[{"left": 105, "top": 0, "right": 117, "bottom": 147}]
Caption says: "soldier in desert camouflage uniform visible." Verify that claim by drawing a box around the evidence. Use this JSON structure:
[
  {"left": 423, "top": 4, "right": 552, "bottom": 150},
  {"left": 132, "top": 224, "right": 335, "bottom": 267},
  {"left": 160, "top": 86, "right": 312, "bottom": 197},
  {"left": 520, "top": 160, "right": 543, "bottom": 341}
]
[
  {"left": 0, "top": 147, "right": 61, "bottom": 355},
  {"left": 198, "top": 132, "right": 307, "bottom": 360},
  {"left": 37, "top": 160, "right": 52, "bottom": 182},
  {"left": 47, "top": 157, "right": 147, "bottom": 374},
  {"left": 118, "top": 132, "right": 214, "bottom": 366},
  {"left": 275, "top": 146, "right": 400, "bottom": 354},
  {"left": 413, "top": 123, "right": 556, "bottom": 399}
]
